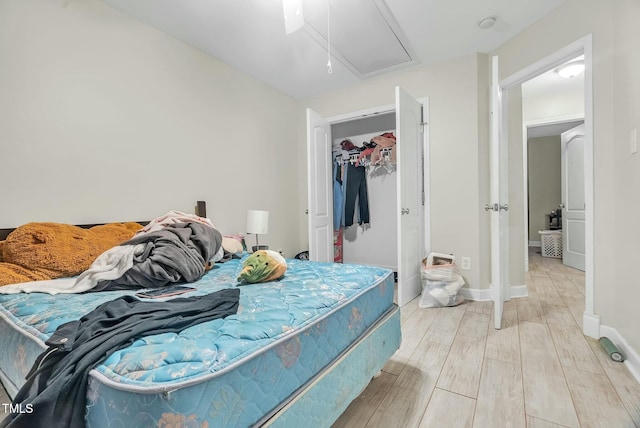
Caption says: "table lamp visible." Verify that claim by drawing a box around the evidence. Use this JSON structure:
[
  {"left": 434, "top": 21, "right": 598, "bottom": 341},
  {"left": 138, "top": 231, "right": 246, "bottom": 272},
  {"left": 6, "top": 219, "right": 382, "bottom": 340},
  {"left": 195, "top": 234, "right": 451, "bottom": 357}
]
[{"left": 246, "top": 210, "right": 269, "bottom": 252}]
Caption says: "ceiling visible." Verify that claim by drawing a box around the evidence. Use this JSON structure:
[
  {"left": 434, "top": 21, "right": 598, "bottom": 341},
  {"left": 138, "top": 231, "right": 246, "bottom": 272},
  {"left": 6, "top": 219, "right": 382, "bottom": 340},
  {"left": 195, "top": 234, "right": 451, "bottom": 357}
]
[{"left": 101, "top": 0, "right": 567, "bottom": 99}]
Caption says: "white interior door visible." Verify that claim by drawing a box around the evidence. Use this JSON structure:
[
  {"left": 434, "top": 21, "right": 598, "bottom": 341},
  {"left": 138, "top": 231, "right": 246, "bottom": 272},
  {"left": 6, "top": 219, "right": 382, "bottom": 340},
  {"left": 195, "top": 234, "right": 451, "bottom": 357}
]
[
  {"left": 396, "top": 87, "right": 423, "bottom": 307},
  {"left": 561, "top": 124, "right": 586, "bottom": 271},
  {"left": 489, "top": 56, "right": 509, "bottom": 330},
  {"left": 306, "top": 108, "right": 333, "bottom": 262}
]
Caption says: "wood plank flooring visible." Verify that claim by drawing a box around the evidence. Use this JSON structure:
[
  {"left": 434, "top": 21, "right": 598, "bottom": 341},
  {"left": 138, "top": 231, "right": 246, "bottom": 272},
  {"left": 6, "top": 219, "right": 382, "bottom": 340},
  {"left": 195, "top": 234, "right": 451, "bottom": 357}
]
[{"left": 333, "top": 248, "right": 640, "bottom": 428}]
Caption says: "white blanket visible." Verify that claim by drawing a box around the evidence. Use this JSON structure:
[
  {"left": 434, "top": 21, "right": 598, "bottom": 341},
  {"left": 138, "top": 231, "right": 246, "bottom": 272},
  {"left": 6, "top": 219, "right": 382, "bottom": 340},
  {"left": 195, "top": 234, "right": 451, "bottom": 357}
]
[{"left": 0, "top": 244, "right": 145, "bottom": 295}]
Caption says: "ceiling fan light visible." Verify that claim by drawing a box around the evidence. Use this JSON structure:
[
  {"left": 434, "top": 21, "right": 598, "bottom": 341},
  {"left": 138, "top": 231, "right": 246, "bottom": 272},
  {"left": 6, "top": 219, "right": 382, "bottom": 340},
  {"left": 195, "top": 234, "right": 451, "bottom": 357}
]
[
  {"left": 556, "top": 60, "right": 585, "bottom": 78},
  {"left": 283, "top": 0, "right": 304, "bottom": 34}
]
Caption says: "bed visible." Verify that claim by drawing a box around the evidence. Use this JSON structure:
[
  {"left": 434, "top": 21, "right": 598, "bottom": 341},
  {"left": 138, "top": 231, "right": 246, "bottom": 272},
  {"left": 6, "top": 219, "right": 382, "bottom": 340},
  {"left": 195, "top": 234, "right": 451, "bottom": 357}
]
[{"left": 0, "top": 220, "right": 401, "bottom": 427}]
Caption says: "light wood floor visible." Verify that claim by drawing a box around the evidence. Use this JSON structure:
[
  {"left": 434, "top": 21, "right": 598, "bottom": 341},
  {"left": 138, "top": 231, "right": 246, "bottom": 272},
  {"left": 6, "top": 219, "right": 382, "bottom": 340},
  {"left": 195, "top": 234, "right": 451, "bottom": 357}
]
[{"left": 333, "top": 248, "right": 640, "bottom": 428}]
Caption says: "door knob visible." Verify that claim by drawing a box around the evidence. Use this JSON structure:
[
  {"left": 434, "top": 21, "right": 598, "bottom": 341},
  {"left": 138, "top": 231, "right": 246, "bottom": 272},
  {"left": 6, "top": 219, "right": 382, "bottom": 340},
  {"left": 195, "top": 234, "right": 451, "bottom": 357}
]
[
  {"left": 401, "top": 208, "right": 410, "bottom": 215},
  {"left": 559, "top": 203, "right": 565, "bottom": 209},
  {"left": 500, "top": 204, "right": 509, "bottom": 211}
]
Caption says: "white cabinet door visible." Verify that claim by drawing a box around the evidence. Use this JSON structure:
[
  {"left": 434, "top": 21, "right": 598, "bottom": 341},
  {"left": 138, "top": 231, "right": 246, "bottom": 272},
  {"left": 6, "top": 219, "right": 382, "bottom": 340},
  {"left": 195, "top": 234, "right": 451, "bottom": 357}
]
[
  {"left": 396, "top": 87, "right": 423, "bottom": 307},
  {"left": 561, "top": 124, "right": 586, "bottom": 271},
  {"left": 306, "top": 108, "right": 333, "bottom": 262}
]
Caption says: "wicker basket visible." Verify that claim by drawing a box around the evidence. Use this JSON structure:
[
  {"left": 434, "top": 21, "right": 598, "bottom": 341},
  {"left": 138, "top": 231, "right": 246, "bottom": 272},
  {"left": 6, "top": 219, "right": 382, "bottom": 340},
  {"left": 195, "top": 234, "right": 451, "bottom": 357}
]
[{"left": 539, "top": 230, "right": 562, "bottom": 258}]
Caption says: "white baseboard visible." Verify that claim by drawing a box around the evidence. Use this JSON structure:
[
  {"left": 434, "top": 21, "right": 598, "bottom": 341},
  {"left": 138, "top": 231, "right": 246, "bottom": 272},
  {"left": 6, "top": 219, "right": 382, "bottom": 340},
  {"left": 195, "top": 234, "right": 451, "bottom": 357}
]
[
  {"left": 459, "top": 284, "right": 528, "bottom": 302},
  {"left": 583, "top": 312, "right": 600, "bottom": 338},
  {"left": 459, "top": 287, "right": 490, "bottom": 301},
  {"left": 599, "top": 324, "right": 640, "bottom": 385},
  {"left": 510, "top": 285, "right": 528, "bottom": 298},
  {"left": 585, "top": 316, "right": 640, "bottom": 385},
  {"left": 529, "top": 241, "right": 541, "bottom": 247}
]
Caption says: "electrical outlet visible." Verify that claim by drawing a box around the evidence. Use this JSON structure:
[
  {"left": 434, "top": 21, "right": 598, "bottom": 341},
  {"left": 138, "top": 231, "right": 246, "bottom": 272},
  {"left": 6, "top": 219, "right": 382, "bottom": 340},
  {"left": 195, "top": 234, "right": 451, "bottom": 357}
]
[
  {"left": 630, "top": 128, "right": 637, "bottom": 154},
  {"left": 460, "top": 257, "right": 471, "bottom": 271}
]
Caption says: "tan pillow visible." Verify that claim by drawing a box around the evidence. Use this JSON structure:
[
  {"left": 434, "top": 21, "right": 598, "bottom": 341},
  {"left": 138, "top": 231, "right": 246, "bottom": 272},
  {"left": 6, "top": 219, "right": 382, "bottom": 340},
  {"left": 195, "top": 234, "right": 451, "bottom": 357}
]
[{"left": 222, "top": 236, "right": 244, "bottom": 254}]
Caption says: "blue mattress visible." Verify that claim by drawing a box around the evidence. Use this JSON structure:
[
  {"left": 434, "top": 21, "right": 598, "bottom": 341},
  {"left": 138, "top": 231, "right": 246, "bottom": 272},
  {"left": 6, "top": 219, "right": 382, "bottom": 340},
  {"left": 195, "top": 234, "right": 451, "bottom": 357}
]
[{"left": 0, "top": 256, "right": 398, "bottom": 427}]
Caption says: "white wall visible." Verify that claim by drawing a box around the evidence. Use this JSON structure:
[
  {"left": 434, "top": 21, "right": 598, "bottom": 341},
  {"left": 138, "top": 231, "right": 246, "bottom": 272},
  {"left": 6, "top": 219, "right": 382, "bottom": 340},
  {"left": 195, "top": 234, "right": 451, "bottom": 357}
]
[
  {"left": 476, "top": 54, "right": 491, "bottom": 293},
  {"left": 300, "top": 54, "right": 485, "bottom": 289},
  {"left": 0, "top": 0, "right": 302, "bottom": 257},
  {"left": 528, "top": 136, "right": 562, "bottom": 241},
  {"left": 523, "top": 89, "right": 584, "bottom": 122},
  {"left": 507, "top": 87, "right": 526, "bottom": 287},
  {"left": 611, "top": 0, "right": 640, "bottom": 356}
]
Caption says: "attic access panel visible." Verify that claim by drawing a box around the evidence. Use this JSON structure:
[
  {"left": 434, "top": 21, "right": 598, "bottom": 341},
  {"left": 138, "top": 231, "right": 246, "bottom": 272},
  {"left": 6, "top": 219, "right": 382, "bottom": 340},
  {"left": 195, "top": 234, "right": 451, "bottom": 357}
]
[{"left": 302, "top": 0, "right": 415, "bottom": 77}]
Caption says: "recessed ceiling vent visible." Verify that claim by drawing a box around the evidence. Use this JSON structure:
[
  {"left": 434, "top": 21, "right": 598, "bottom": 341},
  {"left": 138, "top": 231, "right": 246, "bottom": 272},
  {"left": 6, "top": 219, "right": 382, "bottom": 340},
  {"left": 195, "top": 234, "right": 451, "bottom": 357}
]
[{"left": 302, "top": 0, "right": 416, "bottom": 77}]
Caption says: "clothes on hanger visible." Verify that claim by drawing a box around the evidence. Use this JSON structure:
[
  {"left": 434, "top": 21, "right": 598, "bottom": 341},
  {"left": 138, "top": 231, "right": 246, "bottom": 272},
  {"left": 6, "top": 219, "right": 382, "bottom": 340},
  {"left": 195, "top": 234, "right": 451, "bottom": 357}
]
[
  {"left": 370, "top": 133, "right": 396, "bottom": 165},
  {"left": 333, "top": 157, "right": 345, "bottom": 231},
  {"left": 340, "top": 139, "right": 357, "bottom": 151},
  {"left": 338, "top": 132, "right": 397, "bottom": 169},
  {"left": 333, "top": 131, "right": 396, "bottom": 228},
  {"left": 344, "top": 162, "right": 370, "bottom": 227}
]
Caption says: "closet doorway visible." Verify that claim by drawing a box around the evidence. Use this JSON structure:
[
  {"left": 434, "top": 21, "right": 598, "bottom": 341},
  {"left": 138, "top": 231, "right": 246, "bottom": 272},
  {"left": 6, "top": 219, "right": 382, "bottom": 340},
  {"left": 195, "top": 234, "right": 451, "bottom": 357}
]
[
  {"left": 332, "top": 117, "right": 398, "bottom": 271},
  {"left": 307, "top": 87, "right": 430, "bottom": 307}
]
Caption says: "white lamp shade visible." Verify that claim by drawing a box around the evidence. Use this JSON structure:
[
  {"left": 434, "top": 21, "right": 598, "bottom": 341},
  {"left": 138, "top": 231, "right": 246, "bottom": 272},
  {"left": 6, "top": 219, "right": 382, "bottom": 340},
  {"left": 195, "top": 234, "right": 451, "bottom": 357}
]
[{"left": 246, "top": 210, "right": 269, "bottom": 235}]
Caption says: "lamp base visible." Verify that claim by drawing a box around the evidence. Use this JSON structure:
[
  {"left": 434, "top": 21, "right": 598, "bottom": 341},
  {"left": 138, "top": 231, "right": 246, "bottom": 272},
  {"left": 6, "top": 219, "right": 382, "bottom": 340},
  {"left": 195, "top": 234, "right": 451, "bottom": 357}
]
[{"left": 251, "top": 245, "right": 269, "bottom": 253}]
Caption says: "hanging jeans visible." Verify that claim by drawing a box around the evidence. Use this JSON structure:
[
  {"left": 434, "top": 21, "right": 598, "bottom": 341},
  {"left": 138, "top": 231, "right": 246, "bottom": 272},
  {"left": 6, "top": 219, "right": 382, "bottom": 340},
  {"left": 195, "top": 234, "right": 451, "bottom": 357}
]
[
  {"left": 344, "top": 162, "right": 370, "bottom": 227},
  {"left": 333, "top": 160, "right": 344, "bottom": 231}
]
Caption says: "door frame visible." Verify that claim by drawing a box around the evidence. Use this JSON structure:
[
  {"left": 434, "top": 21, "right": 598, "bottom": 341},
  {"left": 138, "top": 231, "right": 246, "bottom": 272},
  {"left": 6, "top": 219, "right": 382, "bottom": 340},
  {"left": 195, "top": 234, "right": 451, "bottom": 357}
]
[
  {"left": 522, "top": 113, "right": 584, "bottom": 271},
  {"left": 500, "top": 34, "right": 597, "bottom": 337}
]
